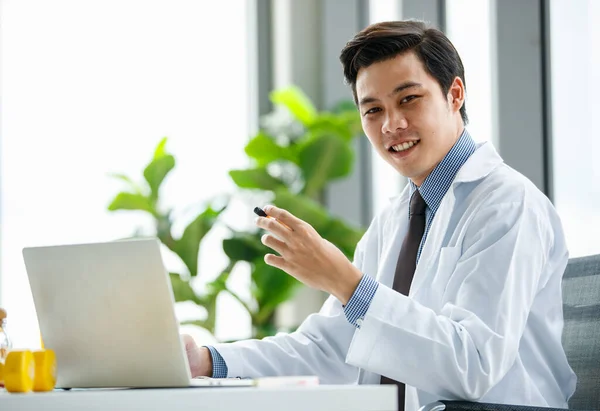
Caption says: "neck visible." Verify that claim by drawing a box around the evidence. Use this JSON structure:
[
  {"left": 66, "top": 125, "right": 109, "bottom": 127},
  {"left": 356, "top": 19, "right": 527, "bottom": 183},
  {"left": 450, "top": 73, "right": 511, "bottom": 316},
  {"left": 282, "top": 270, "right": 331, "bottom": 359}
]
[{"left": 410, "top": 125, "right": 465, "bottom": 187}]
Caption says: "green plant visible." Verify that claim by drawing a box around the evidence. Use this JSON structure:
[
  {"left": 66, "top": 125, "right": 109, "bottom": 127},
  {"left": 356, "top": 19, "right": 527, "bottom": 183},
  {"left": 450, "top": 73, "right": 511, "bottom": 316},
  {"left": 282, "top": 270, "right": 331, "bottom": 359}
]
[
  {"left": 107, "top": 85, "right": 365, "bottom": 340},
  {"left": 106, "top": 138, "right": 229, "bottom": 333},
  {"left": 223, "top": 86, "right": 365, "bottom": 338}
]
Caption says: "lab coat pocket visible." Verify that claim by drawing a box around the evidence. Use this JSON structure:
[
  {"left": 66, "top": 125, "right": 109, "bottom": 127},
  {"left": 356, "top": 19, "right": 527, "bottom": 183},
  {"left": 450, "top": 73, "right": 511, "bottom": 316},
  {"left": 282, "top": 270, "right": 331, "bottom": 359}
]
[{"left": 429, "top": 246, "right": 462, "bottom": 307}]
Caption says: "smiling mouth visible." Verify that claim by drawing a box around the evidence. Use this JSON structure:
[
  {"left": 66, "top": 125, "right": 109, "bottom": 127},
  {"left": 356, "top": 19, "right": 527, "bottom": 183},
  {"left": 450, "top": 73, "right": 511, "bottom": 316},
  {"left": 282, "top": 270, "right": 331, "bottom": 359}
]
[{"left": 389, "top": 140, "right": 420, "bottom": 153}]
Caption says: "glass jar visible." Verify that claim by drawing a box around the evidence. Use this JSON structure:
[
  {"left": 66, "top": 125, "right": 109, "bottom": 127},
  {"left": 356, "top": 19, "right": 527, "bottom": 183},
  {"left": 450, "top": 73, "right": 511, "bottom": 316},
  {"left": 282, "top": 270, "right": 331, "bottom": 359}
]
[{"left": 0, "top": 308, "right": 12, "bottom": 362}]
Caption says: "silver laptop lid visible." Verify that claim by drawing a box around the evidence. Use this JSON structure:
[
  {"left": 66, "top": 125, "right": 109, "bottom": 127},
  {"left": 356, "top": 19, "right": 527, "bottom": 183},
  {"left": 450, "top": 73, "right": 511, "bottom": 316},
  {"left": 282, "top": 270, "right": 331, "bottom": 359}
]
[{"left": 22, "top": 238, "right": 191, "bottom": 388}]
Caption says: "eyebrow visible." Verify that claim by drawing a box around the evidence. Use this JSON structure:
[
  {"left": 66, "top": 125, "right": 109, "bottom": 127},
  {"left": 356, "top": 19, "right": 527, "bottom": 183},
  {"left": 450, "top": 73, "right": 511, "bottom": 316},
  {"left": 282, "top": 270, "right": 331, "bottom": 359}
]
[{"left": 358, "top": 81, "right": 423, "bottom": 107}]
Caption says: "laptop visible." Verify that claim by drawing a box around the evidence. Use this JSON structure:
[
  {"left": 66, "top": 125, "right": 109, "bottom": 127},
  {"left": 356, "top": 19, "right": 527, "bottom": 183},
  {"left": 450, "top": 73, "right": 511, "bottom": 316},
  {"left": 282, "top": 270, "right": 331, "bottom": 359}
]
[{"left": 22, "top": 238, "right": 253, "bottom": 389}]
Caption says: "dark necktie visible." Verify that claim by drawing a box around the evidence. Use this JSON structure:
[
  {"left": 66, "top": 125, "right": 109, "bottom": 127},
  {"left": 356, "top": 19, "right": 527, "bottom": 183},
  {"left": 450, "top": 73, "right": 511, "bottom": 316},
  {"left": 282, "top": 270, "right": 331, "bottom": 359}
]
[{"left": 380, "top": 189, "right": 427, "bottom": 411}]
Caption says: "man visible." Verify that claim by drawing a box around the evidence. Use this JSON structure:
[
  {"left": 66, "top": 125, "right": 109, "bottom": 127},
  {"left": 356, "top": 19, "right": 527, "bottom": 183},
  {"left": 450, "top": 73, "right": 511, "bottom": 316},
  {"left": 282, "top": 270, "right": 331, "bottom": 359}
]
[{"left": 183, "top": 20, "right": 576, "bottom": 411}]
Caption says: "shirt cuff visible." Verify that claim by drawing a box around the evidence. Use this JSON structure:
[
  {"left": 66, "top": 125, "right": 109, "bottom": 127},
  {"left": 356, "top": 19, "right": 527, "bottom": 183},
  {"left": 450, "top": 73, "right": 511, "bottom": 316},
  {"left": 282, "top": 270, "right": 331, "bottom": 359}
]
[
  {"left": 205, "top": 345, "right": 228, "bottom": 378},
  {"left": 343, "top": 274, "right": 379, "bottom": 328}
]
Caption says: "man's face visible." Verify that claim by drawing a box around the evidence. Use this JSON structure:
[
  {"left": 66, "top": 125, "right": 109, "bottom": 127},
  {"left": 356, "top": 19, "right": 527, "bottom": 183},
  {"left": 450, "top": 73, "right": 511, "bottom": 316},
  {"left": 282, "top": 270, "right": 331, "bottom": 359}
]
[{"left": 356, "top": 51, "right": 465, "bottom": 186}]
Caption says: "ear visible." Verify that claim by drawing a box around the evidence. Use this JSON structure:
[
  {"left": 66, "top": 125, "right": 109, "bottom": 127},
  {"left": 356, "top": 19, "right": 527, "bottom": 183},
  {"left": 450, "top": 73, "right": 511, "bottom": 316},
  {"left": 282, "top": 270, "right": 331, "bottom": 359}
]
[{"left": 447, "top": 76, "right": 465, "bottom": 114}]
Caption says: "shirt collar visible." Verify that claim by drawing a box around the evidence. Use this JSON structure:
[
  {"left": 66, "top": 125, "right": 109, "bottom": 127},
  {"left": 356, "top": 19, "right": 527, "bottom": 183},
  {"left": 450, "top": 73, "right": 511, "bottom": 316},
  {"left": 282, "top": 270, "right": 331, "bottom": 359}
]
[{"left": 408, "top": 128, "right": 477, "bottom": 215}]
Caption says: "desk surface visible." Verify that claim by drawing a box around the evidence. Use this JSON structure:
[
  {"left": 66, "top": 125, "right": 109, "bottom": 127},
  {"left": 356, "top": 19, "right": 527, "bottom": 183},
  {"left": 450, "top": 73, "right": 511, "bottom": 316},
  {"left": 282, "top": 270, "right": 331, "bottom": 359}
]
[{"left": 0, "top": 384, "right": 397, "bottom": 411}]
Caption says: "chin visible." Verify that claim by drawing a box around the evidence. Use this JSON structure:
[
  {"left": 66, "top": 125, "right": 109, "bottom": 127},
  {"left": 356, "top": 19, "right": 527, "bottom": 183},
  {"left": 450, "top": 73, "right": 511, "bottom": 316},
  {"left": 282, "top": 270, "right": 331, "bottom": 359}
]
[
  {"left": 394, "top": 162, "right": 419, "bottom": 177},
  {"left": 398, "top": 167, "right": 427, "bottom": 184}
]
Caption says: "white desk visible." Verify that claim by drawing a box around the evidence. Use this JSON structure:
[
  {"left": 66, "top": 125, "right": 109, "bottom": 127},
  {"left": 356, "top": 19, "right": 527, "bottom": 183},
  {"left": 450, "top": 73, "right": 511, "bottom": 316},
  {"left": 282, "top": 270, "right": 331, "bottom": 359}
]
[{"left": 0, "top": 385, "right": 397, "bottom": 410}]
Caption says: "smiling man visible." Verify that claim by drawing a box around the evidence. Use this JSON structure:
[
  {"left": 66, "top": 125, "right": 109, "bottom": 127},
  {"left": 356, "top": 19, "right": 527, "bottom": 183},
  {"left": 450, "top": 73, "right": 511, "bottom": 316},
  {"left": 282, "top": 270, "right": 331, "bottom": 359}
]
[
  {"left": 355, "top": 52, "right": 466, "bottom": 187},
  {"left": 182, "top": 20, "right": 576, "bottom": 411}
]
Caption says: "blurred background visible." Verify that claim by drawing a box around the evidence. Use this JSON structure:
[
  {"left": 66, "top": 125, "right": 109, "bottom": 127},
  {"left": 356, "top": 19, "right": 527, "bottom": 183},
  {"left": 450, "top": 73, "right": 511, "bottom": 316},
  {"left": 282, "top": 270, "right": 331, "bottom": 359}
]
[{"left": 1, "top": 0, "right": 598, "bottom": 349}]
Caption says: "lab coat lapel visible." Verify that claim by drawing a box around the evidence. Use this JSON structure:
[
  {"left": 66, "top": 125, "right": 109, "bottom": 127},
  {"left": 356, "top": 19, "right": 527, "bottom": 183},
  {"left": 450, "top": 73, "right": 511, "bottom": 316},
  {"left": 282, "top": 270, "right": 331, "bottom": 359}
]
[
  {"left": 454, "top": 141, "right": 503, "bottom": 183},
  {"left": 407, "top": 141, "right": 503, "bottom": 297},
  {"left": 409, "top": 188, "right": 456, "bottom": 297}
]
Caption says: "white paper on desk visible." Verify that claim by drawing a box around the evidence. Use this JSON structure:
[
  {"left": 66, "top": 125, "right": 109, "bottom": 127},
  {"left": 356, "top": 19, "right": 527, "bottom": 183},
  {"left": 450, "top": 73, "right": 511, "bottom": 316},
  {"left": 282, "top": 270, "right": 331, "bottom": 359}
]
[
  {"left": 191, "top": 375, "right": 319, "bottom": 388},
  {"left": 190, "top": 377, "right": 255, "bottom": 387},
  {"left": 254, "top": 376, "right": 319, "bottom": 388}
]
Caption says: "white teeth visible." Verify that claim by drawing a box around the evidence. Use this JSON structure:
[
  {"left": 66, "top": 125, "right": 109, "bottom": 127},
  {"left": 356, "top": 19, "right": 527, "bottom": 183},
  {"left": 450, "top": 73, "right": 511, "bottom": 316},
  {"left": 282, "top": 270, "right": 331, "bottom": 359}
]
[{"left": 391, "top": 141, "right": 418, "bottom": 152}]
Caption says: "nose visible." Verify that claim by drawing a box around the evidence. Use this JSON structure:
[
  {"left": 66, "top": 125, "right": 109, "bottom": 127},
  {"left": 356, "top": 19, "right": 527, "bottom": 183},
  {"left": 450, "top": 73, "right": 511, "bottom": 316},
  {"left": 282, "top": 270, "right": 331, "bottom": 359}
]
[{"left": 382, "top": 109, "right": 408, "bottom": 134}]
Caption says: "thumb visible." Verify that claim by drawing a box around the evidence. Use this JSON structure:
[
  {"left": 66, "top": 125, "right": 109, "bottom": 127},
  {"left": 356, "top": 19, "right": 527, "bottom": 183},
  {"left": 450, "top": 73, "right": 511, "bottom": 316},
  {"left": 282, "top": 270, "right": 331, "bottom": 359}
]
[{"left": 181, "top": 334, "right": 196, "bottom": 351}]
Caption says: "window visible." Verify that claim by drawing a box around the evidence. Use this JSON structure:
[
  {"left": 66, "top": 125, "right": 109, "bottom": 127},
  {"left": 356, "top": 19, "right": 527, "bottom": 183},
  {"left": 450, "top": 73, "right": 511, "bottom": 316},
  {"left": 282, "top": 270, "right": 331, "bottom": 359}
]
[
  {"left": 446, "top": 0, "right": 494, "bottom": 144},
  {"left": 1, "top": 0, "right": 253, "bottom": 347},
  {"left": 549, "top": 0, "right": 600, "bottom": 257},
  {"left": 368, "top": 0, "right": 406, "bottom": 215}
]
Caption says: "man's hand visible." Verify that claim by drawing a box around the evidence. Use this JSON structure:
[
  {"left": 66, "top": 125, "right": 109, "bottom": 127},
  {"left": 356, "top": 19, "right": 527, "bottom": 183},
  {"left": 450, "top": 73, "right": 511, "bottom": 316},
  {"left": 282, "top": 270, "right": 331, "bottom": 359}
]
[
  {"left": 256, "top": 205, "right": 363, "bottom": 305},
  {"left": 182, "top": 334, "right": 213, "bottom": 377}
]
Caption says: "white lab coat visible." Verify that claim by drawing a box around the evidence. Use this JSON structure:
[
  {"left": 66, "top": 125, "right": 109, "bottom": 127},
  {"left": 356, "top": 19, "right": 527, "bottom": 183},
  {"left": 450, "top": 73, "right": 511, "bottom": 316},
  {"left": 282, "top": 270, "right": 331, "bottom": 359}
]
[{"left": 214, "top": 142, "right": 577, "bottom": 411}]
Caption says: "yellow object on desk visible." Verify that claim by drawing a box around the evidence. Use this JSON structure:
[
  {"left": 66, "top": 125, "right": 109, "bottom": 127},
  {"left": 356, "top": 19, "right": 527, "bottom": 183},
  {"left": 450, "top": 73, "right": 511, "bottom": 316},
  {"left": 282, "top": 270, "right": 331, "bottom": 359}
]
[
  {"left": 3, "top": 349, "right": 57, "bottom": 393},
  {"left": 33, "top": 350, "right": 56, "bottom": 392},
  {"left": 4, "top": 350, "right": 34, "bottom": 393}
]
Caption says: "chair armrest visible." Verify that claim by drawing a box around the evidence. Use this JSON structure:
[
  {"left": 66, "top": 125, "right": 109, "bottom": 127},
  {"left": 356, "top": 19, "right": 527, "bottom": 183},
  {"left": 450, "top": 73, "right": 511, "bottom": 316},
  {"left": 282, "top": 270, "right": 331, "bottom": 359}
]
[{"left": 419, "top": 401, "right": 571, "bottom": 411}]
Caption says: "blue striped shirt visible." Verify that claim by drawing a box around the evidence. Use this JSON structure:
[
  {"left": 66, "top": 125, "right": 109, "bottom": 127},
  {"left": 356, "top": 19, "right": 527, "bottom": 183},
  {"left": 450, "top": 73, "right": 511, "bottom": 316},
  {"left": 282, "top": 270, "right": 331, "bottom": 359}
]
[
  {"left": 344, "top": 129, "right": 477, "bottom": 327},
  {"left": 206, "top": 345, "right": 228, "bottom": 378}
]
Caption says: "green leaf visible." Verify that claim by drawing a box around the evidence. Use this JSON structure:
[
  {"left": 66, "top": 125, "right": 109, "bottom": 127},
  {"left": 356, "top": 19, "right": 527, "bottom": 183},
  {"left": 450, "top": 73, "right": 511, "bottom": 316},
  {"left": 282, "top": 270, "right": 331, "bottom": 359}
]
[
  {"left": 107, "top": 192, "right": 155, "bottom": 214},
  {"left": 245, "top": 132, "right": 298, "bottom": 166},
  {"left": 273, "top": 189, "right": 330, "bottom": 231},
  {"left": 308, "top": 114, "right": 353, "bottom": 142},
  {"left": 229, "top": 168, "right": 284, "bottom": 190},
  {"left": 321, "top": 218, "right": 365, "bottom": 259},
  {"left": 181, "top": 320, "right": 208, "bottom": 328},
  {"left": 223, "top": 233, "right": 269, "bottom": 262},
  {"left": 251, "top": 261, "right": 301, "bottom": 321},
  {"left": 270, "top": 86, "right": 317, "bottom": 126},
  {"left": 298, "top": 134, "right": 354, "bottom": 198},
  {"left": 108, "top": 173, "right": 145, "bottom": 195},
  {"left": 143, "top": 154, "right": 175, "bottom": 202},
  {"left": 154, "top": 137, "right": 168, "bottom": 159},
  {"left": 205, "top": 273, "right": 229, "bottom": 296},
  {"left": 108, "top": 172, "right": 137, "bottom": 187},
  {"left": 328, "top": 101, "right": 362, "bottom": 138},
  {"left": 169, "top": 273, "right": 198, "bottom": 303},
  {"left": 173, "top": 206, "right": 225, "bottom": 276},
  {"left": 331, "top": 100, "right": 357, "bottom": 113},
  {"left": 252, "top": 322, "right": 279, "bottom": 339}
]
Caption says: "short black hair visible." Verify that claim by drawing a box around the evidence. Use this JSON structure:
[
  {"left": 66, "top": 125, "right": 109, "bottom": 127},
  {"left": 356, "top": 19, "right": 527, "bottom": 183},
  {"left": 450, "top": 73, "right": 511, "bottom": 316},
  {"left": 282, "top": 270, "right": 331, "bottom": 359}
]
[{"left": 340, "top": 20, "right": 468, "bottom": 125}]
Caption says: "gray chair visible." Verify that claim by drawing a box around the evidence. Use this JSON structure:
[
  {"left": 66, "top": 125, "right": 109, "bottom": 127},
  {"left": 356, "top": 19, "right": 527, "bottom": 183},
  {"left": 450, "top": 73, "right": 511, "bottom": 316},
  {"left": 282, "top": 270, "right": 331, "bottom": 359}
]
[{"left": 419, "top": 254, "right": 600, "bottom": 411}]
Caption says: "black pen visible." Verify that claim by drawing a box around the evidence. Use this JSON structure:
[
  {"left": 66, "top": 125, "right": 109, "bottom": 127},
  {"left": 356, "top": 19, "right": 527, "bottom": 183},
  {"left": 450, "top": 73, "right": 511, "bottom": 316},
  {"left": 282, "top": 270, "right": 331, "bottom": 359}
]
[{"left": 254, "top": 207, "right": 293, "bottom": 231}]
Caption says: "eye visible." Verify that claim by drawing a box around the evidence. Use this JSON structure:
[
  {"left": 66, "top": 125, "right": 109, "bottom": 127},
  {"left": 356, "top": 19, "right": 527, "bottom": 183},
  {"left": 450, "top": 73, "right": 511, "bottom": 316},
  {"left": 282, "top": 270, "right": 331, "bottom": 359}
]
[
  {"left": 363, "top": 107, "right": 381, "bottom": 116},
  {"left": 401, "top": 95, "right": 419, "bottom": 104}
]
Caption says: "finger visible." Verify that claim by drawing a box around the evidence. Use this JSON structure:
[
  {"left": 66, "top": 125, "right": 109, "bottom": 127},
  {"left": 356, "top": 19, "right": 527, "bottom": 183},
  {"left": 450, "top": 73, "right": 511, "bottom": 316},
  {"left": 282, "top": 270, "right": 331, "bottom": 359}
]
[
  {"left": 263, "top": 205, "right": 300, "bottom": 231},
  {"left": 255, "top": 215, "right": 292, "bottom": 239},
  {"left": 181, "top": 334, "right": 196, "bottom": 351},
  {"left": 264, "top": 253, "right": 287, "bottom": 270},
  {"left": 261, "top": 233, "right": 287, "bottom": 255}
]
